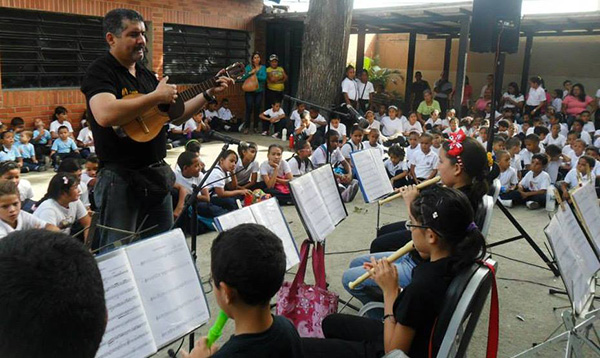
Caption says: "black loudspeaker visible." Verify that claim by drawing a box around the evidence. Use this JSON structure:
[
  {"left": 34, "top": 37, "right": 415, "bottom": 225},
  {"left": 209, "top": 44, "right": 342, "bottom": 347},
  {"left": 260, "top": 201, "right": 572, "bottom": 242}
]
[{"left": 470, "top": 0, "right": 523, "bottom": 54}]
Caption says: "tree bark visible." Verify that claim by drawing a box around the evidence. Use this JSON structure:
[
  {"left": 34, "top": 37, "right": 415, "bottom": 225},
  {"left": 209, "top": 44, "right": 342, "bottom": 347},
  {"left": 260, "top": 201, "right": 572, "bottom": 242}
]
[{"left": 296, "top": 0, "right": 354, "bottom": 108}]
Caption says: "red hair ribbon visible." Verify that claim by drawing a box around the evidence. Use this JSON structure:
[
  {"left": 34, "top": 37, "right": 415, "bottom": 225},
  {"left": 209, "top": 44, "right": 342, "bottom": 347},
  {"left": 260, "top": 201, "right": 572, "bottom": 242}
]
[{"left": 447, "top": 129, "right": 467, "bottom": 157}]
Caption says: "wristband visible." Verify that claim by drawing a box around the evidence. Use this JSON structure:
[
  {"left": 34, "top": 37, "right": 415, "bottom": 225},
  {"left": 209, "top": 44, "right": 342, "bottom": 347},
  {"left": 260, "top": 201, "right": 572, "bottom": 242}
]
[
  {"left": 202, "top": 90, "right": 215, "bottom": 102},
  {"left": 382, "top": 314, "right": 395, "bottom": 323}
]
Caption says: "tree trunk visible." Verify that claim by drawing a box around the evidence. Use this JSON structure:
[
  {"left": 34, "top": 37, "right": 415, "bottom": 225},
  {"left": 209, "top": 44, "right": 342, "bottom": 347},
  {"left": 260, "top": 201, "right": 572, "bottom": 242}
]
[{"left": 296, "top": 0, "right": 354, "bottom": 109}]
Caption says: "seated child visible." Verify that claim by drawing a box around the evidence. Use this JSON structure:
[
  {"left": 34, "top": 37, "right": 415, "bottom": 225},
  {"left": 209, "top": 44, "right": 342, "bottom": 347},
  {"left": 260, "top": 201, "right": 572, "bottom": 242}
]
[
  {"left": 182, "top": 223, "right": 303, "bottom": 358},
  {"left": 49, "top": 106, "right": 74, "bottom": 139},
  {"left": 289, "top": 102, "right": 309, "bottom": 132},
  {"left": 0, "top": 230, "right": 107, "bottom": 358},
  {"left": 10, "top": 117, "right": 25, "bottom": 144},
  {"left": 477, "top": 126, "right": 489, "bottom": 148},
  {"left": 569, "top": 139, "right": 586, "bottom": 170},
  {"left": 505, "top": 137, "right": 522, "bottom": 178},
  {"left": 32, "top": 117, "right": 52, "bottom": 161},
  {"left": 442, "top": 117, "right": 461, "bottom": 135},
  {"left": 34, "top": 173, "right": 91, "bottom": 242},
  {"left": 424, "top": 109, "right": 442, "bottom": 130},
  {"left": 362, "top": 129, "right": 385, "bottom": 158},
  {"left": 559, "top": 155, "right": 596, "bottom": 201},
  {"left": 259, "top": 100, "right": 287, "bottom": 139},
  {"left": 0, "top": 131, "right": 26, "bottom": 173},
  {"left": 405, "top": 131, "right": 420, "bottom": 163},
  {"left": 325, "top": 115, "right": 347, "bottom": 146},
  {"left": 585, "top": 146, "right": 600, "bottom": 180},
  {"left": 175, "top": 151, "right": 227, "bottom": 219},
  {"left": 497, "top": 120, "right": 510, "bottom": 136},
  {"left": 385, "top": 144, "right": 410, "bottom": 188},
  {"left": 374, "top": 103, "right": 386, "bottom": 121},
  {"left": 500, "top": 153, "right": 550, "bottom": 209},
  {"left": 496, "top": 150, "right": 518, "bottom": 201},
  {"left": 217, "top": 98, "right": 238, "bottom": 132},
  {"left": 260, "top": 144, "right": 293, "bottom": 205},
  {"left": 520, "top": 133, "right": 545, "bottom": 171},
  {"left": 82, "top": 155, "right": 99, "bottom": 210},
  {"left": 76, "top": 119, "right": 95, "bottom": 157},
  {"left": 294, "top": 112, "right": 317, "bottom": 147},
  {"left": 572, "top": 119, "right": 592, "bottom": 145},
  {"left": 581, "top": 110, "right": 595, "bottom": 134},
  {"left": 402, "top": 111, "right": 423, "bottom": 136},
  {"left": 309, "top": 107, "right": 328, "bottom": 145},
  {"left": 301, "top": 186, "right": 486, "bottom": 358},
  {"left": 544, "top": 123, "right": 566, "bottom": 148},
  {"left": 205, "top": 150, "right": 251, "bottom": 212},
  {"left": 18, "top": 131, "right": 45, "bottom": 172},
  {"left": 362, "top": 110, "right": 381, "bottom": 138},
  {"left": 50, "top": 126, "right": 81, "bottom": 169},
  {"left": 185, "top": 110, "right": 211, "bottom": 141},
  {"left": 0, "top": 161, "right": 35, "bottom": 212},
  {"left": 544, "top": 144, "right": 567, "bottom": 184},
  {"left": 205, "top": 99, "right": 224, "bottom": 131},
  {"left": 167, "top": 122, "right": 189, "bottom": 148},
  {"left": 341, "top": 125, "right": 365, "bottom": 172},
  {"left": 235, "top": 141, "right": 260, "bottom": 190},
  {"left": 409, "top": 133, "right": 438, "bottom": 183},
  {"left": 0, "top": 180, "right": 58, "bottom": 238},
  {"left": 492, "top": 136, "right": 506, "bottom": 156},
  {"left": 57, "top": 158, "right": 90, "bottom": 209},
  {"left": 380, "top": 106, "right": 405, "bottom": 145},
  {"left": 288, "top": 139, "right": 314, "bottom": 177},
  {"left": 430, "top": 129, "right": 443, "bottom": 154}
]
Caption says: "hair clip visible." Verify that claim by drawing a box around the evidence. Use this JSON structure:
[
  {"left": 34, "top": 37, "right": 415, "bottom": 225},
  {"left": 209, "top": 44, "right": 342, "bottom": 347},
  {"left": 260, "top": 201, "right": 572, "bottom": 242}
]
[
  {"left": 447, "top": 129, "right": 466, "bottom": 167},
  {"left": 62, "top": 176, "right": 68, "bottom": 185}
]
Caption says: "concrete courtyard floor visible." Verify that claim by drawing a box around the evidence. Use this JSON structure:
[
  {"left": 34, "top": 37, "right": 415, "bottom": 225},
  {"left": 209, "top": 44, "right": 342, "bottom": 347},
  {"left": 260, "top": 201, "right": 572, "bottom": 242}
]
[{"left": 26, "top": 133, "right": 597, "bottom": 357}]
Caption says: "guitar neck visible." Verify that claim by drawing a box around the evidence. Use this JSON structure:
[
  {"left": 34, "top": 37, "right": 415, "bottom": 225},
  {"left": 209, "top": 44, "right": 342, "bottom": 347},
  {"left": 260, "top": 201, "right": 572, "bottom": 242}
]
[{"left": 179, "top": 77, "right": 218, "bottom": 102}]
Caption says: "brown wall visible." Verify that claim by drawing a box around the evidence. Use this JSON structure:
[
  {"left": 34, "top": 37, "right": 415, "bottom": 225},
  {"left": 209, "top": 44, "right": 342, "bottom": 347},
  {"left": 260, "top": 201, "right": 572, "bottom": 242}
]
[
  {"left": 0, "top": 0, "right": 264, "bottom": 129},
  {"left": 350, "top": 32, "right": 600, "bottom": 102}
]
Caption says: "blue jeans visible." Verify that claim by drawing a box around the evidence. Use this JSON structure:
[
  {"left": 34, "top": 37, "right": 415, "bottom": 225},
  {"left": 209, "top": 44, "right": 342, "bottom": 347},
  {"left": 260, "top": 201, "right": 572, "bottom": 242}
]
[
  {"left": 342, "top": 252, "right": 418, "bottom": 305},
  {"left": 94, "top": 168, "right": 174, "bottom": 253},
  {"left": 244, "top": 91, "right": 264, "bottom": 131}
]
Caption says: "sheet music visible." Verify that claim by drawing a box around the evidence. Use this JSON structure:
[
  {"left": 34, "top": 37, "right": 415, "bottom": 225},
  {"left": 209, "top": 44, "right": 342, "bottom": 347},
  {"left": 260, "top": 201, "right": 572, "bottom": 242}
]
[
  {"left": 310, "top": 165, "right": 347, "bottom": 225},
  {"left": 290, "top": 173, "right": 335, "bottom": 242},
  {"left": 570, "top": 182, "right": 600, "bottom": 254},
  {"left": 251, "top": 198, "right": 301, "bottom": 269},
  {"left": 96, "top": 251, "right": 157, "bottom": 358},
  {"left": 351, "top": 149, "right": 394, "bottom": 202},
  {"left": 215, "top": 206, "right": 256, "bottom": 231},
  {"left": 126, "top": 230, "right": 210, "bottom": 348}
]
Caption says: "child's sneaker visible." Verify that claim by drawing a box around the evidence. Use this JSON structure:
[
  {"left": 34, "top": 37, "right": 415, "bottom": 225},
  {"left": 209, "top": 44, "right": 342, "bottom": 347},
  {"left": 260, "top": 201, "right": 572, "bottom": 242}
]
[
  {"left": 526, "top": 201, "right": 540, "bottom": 210},
  {"left": 499, "top": 199, "right": 513, "bottom": 208},
  {"left": 261, "top": 131, "right": 268, "bottom": 136},
  {"left": 271, "top": 132, "right": 280, "bottom": 139},
  {"left": 341, "top": 180, "right": 359, "bottom": 203},
  {"left": 238, "top": 122, "right": 245, "bottom": 132},
  {"left": 37, "top": 165, "right": 46, "bottom": 172},
  {"left": 224, "top": 125, "right": 231, "bottom": 131}
]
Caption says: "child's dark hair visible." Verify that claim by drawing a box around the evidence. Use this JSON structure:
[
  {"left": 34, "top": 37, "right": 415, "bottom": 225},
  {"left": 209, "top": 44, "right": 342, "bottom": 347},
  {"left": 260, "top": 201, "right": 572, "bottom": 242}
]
[
  {"left": 218, "top": 149, "right": 238, "bottom": 162},
  {"left": 237, "top": 141, "right": 258, "bottom": 159},
  {"left": 268, "top": 143, "right": 284, "bottom": 154},
  {"left": 350, "top": 124, "right": 362, "bottom": 136},
  {"left": 420, "top": 132, "right": 433, "bottom": 141},
  {"left": 0, "top": 179, "right": 19, "bottom": 197},
  {"left": 506, "top": 137, "right": 521, "bottom": 150},
  {"left": 388, "top": 144, "right": 405, "bottom": 159},
  {"left": 498, "top": 120, "right": 509, "bottom": 129},
  {"left": 294, "top": 139, "right": 310, "bottom": 152},
  {"left": 57, "top": 158, "right": 81, "bottom": 174},
  {"left": 545, "top": 144, "right": 561, "bottom": 157},
  {"left": 567, "top": 130, "right": 580, "bottom": 138},
  {"left": 495, "top": 150, "right": 510, "bottom": 162},
  {"left": 525, "top": 133, "right": 540, "bottom": 144},
  {"left": 326, "top": 129, "right": 340, "bottom": 140},
  {"left": 0, "top": 161, "right": 19, "bottom": 176},
  {"left": 52, "top": 106, "right": 68, "bottom": 121},
  {"left": 532, "top": 153, "right": 548, "bottom": 166},
  {"left": 442, "top": 137, "right": 490, "bottom": 208},
  {"left": 0, "top": 131, "right": 13, "bottom": 140},
  {"left": 211, "top": 223, "right": 286, "bottom": 305},
  {"left": 410, "top": 186, "right": 486, "bottom": 271},
  {"left": 0, "top": 230, "right": 106, "bottom": 358},
  {"left": 492, "top": 136, "right": 505, "bottom": 145},
  {"left": 554, "top": 89, "right": 562, "bottom": 98},
  {"left": 38, "top": 173, "right": 79, "bottom": 205},
  {"left": 271, "top": 100, "right": 281, "bottom": 106},
  {"left": 408, "top": 131, "right": 420, "bottom": 139},
  {"left": 586, "top": 146, "right": 600, "bottom": 156},
  {"left": 58, "top": 125, "right": 69, "bottom": 132},
  {"left": 10, "top": 117, "right": 24, "bottom": 127},
  {"left": 533, "top": 126, "right": 549, "bottom": 136},
  {"left": 86, "top": 154, "right": 99, "bottom": 164},
  {"left": 579, "top": 155, "right": 595, "bottom": 168},
  {"left": 177, "top": 151, "right": 197, "bottom": 171},
  {"left": 185, "top": 139, "right": 201, "bottom": 154},
  {"left": 573, "top": 119, "right": 584, "bottom": 128}
]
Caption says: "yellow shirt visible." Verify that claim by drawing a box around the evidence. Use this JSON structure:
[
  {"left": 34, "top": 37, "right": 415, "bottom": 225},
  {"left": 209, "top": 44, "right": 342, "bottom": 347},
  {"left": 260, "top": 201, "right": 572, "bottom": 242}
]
[{"left": 266, "top": 66, "right": 285, "bottom": 92}]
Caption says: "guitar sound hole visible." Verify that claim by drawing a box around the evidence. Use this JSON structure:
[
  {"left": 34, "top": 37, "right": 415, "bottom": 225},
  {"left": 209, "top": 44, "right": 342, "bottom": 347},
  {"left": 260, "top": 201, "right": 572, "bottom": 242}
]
[{"left": 157, "top": 103, "right": 171, "bottom": 113}]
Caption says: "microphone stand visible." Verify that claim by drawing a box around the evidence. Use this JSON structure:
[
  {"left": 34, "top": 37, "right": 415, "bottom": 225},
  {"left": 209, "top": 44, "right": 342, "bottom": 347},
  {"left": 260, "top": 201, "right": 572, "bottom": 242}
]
[{"left": 171, "top": 141, "right": 233, "bottom": 352}]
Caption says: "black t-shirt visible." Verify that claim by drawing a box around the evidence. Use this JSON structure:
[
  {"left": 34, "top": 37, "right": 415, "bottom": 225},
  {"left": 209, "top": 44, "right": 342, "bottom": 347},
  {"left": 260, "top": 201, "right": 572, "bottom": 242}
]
[
  {"left": 393, "top": 257, "right": 456, "bottom": 358},
  {"left": 211, "top": 315, "right": 304, "bottom": 358},
  {"left": 80, "top": 52, "right": 166, "bottom": 168},
  {"left": 410, "top": 80, "right": 430, "bottom": 104}
]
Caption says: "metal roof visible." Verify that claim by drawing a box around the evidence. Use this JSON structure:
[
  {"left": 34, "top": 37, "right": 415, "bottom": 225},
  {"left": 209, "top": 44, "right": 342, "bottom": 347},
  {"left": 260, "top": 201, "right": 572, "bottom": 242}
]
[{"left": 257, "top": 1, "right": 600, "bottom": 38}]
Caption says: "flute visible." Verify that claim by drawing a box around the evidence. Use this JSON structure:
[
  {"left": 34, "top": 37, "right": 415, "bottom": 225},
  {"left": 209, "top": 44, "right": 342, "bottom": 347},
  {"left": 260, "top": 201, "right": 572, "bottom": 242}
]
[
  {"left": 348, "top": 240, "right": 414, "bottom": 289},
  {"left": 378, "top": 176, "right": 441, "bottom": 205}
]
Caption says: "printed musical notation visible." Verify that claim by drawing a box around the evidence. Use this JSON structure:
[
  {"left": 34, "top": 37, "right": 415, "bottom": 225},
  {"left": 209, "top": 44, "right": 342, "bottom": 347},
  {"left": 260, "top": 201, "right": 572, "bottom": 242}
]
[{"left": 351, "top": 148, "right": 394, "bottom": 203}]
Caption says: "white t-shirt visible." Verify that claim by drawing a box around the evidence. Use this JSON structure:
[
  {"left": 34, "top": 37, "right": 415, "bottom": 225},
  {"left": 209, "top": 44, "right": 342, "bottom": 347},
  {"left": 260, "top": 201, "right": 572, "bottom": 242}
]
[
  {"left": 184, "top": 118, "right": 199, "bottom": 132},
  {"left": 357, "top": 80, "right": 375, "bottom": 100},
  {"left": 206, "top": 167, "right": 231, "bottom": 195},
  {"left": 570, "top": 152, "right": 583, "bottom": 169},
  {"left": 50, "top": 120, "right": 73, "bottom": 134},
  {"left": 543, "top": 134, "right": 566, "bottom": 148},
  {"left": 520, "top": 170, "right": 551, "bottom": 191},
  {"left": 297, "top": 121, "right": 317, "bottom": 137},
  {"left": 311, "top": 144, "right": 345, "bottom": 167},
  {"left": 380, "top": 116, "right": 404, "bottom": 137},
  {"left": 410, "top": 149, "right": 439, "bottom": 179},
  {"left": 402, "top": 121, "right": 423, "bottom": 135},
  {"left": 326, "top": 123, "right": 347, "bottom": 138},
  {"left": 287, "top": 156, "right": 313, "bottom": 177},
  {"left": 310, "top": 114, "right": 327, "bottom": 128},
  {"left": 205, "top": 109, "right": 219, "bottom": 121},
  {"left": 341, "top": 141, "right": 364, "bottom": 160},
  {"left": 168, "top": 123, "right": 184, "bottom": 132},
  {"left": 0, "top": 211, "right": 47, "bottom": 239},
  {"left": 259, "top": 160, "right": 292, "bottom": 178},
  {"left": 510, "top": 154, "right": 522, "bottom": 172},
  {"left": 33, "top": 199, "right": 87, "bottom": 235},
  {"left": 502, "top": 92, "right": 525, "bottom": 109},
  {"left": 77, "top": 127, "right": 95, "bottom": 153},
  {"left": 564, "top": 168, "right": 590, "bottom": 189},
  {"left": 425, "top": 118, "right": 444, "bottom": 128},
  {"left": 526, "top": 87, "right": 546, "bottom": 106},
  {"left": 583, "top": 122, "right": 596, "bottom": 133},
  {"left": 218, "top": 107, "right": 234, "bottom": 121},
  {"left": 499, "top": 167, "right": 518, "bottom": 188},
  {"left": 291, "top": 110, "right": 309, "bottom": 128},
  {"left": 596, "top": 89, "right": 600, "bottom": 106},
  {"left": 580, "top": 131, "right": 592, "bottom": 145},
  {"left": 545, "top": 160, "right": 560, "bottom": 184},
  {"left": 263, "top": 108, "right": 286, "bottom": 121},
  {"left": 519, "top": 147, "right": 545, "bottom": 167},
  {"left": 362, "top": 141, "right": 385, "bottom": 158},
  {"left": 366, "top": 120, "right": 381, "bottom": 132},
  {"left": 235, "top": 159, "right": 259, "bottom": 185},
  {"left": 175, "top": 170, "right": 203, "bottom": 196},
  {"left": 18, "top": 179, "right": 34, "bottom": 202},
  {"left": 552, "top": 98, "right": 562, "bottom": 111},
  {"left": 342, "top": 77, "right": 359, "bottom": 101},
  {"left": 406, "top": 145, "right": 420, "bottom": 164},
  {"left": 384, "top": 158, "right": 409, "bottom": 176},
  {"left": 79, "top": 181, "right": 89, "bottom": 207}
]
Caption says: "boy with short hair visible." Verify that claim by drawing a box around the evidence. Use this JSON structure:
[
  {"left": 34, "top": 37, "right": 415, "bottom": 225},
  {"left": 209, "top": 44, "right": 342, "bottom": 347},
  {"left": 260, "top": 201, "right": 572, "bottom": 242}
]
[
  {"left": 361, "top": 129, "right": 385, "bottom": 157},
  {"left": 544, "top": 123, "right": 566, "bottom": 148},
  {"left": 580, "top": 110, "right": 595, "bottom": 133},
  {"left": 32, "top": 117, "right": 52, "bottom": 162},
  {"left": 50, "top": 126, "right": 81, "bottom": 169},
  {"left": 385, "top": 144, "right": 410, "bottom": 188},
  {"left": 501, "top": 153, "right": 551, "bottom": 209},
  {"left": 496, "top": 150, "right": 518, "bottom": 202},
  {"left": 430, "top": 129, "right": 443, "bottom": 154},
  {"left": 544, "top": 144, "right": 566, "bottom": 184},
  {"left": 492, "top": 136, "right": 506, "bottom": 154},
  {"left": 9, "top": 117, "right": 25, "bottom": 143},
  {"left": 520, "top": 133, "right": 545, "bottom": 171},
  {"left": 572, "top": 119, "right": 592, "bottom": 145},
  {"left": 405, "top": 131, "right": 421, "bottom": 163},
  {"left": 506, "top": 137, "right": 523, "bottom": 180},
  {"left": 18, "top": 131, "right": 45, "bottom": 172},
  {"left": 259, "top": 100, "right": 287, "bottom": 139},
  {"left": 0, "top": 131, "right": 25, "bottom": 173},
  {"left": 560, "top": 155, "right": 596, "bottom": 200},
  {"left": 326, "top": 115, "right": 347, "bottom": 146},
  {"left": 569, "top": 139, "right": 587, "bottom": 169},
  {"left": 295, "top": 113, "right": 317, "bottom": 146},
  {"left": 182, "top": 224, "right": 303, "bottom": 358},
  {"left": 533, "top": 126, "right": 549, "bottom": 145},
  {"left": 409, "top": 133, "right": 438, "bottom": 183},
  {"left": 217, "top": 98, "right": 238, "bottom": 131}
]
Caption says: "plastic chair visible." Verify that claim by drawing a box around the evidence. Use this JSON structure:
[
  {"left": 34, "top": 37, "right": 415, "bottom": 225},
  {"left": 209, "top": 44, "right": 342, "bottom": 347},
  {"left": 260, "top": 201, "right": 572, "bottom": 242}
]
[
  {"left": 491, "top": 178, "right": 501, "bottom": 203},
  {"left": 480, "top": 195, "right": 495, "bottom": 239}
]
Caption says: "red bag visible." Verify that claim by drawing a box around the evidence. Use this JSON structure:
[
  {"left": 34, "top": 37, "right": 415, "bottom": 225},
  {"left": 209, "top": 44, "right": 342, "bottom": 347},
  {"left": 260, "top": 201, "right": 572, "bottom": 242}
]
[{"left": 276, "top": 240, "right": 338, "bottom": 338}]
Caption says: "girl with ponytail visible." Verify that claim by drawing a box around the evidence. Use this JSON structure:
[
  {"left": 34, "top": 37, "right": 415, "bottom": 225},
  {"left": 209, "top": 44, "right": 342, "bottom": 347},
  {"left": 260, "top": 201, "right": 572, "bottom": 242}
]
[{"left": 303, "top": 186, "right": 487, "bottom": 358}]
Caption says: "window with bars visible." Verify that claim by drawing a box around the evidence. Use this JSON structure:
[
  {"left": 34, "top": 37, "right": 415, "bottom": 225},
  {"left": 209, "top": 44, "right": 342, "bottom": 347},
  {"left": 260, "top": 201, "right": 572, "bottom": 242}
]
[
  {"left": 0, "top": 8, "right": 106, "bottom": 89},
  {"left": 163, "top": 23, "right": 249, "bottom": 85}
]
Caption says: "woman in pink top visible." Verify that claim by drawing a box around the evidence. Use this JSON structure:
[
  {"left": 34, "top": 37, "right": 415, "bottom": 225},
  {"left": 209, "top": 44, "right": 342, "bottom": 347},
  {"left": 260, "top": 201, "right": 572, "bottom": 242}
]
[
  {"left": 562, "top": 83, "right": 596, "bottom": 117},
  {"left": 475, "top": 87, "right": 492, "bottom": 114}
]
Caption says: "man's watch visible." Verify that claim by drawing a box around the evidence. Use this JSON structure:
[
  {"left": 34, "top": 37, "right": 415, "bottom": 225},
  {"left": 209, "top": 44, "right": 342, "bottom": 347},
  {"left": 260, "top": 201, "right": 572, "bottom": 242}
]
[{"left": 202, "top": 90, "right": 215, "bottom": 101}]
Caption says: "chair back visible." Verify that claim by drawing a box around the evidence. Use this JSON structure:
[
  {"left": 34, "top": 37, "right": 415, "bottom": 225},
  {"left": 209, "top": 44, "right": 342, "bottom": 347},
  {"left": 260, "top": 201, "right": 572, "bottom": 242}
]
[
  {"left": 491, "top": 178, "right": 501, "bottom": 202},
  {"left": 431, "top": 258, "right": 497, "bottom": 358},
  {"left": 480, "top": 195, "right": 495, "bottom": 238}
]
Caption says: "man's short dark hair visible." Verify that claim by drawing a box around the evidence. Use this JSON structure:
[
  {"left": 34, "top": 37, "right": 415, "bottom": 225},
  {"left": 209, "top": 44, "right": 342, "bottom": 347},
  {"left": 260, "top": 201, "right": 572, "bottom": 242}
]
[
  {"left": 0, "top": 230, "right": 106, "bottom": 358},
  {"left": 103, "top": 8, "right": 144, "bottom": 37},
  {"left": 211, "top": 223, "right": 286, "bottom": 306}
]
